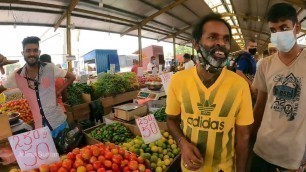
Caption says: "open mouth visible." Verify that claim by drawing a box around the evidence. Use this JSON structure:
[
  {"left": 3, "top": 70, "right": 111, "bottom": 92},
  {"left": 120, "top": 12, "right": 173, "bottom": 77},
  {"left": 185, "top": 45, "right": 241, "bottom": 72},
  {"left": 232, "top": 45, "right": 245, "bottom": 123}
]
[{"left": 213, "top": 51, "right": 226, "bottom": 59}]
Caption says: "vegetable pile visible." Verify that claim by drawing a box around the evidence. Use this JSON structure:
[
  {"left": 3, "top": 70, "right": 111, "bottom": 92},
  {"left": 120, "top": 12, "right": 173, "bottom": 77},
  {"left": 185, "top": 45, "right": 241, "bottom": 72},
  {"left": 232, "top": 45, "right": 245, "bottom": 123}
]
[
  {"left": 153, "top": 107, "right": 167, "bottom": 122},
  {"left": 90, "top": 123, "right": 134, "bottom": 145},
  {"left": 67, "top": 83, "right": 93, "bottom": 106},
  {"left": 0, "top": 99, "right": 33, "bottom": 123}
]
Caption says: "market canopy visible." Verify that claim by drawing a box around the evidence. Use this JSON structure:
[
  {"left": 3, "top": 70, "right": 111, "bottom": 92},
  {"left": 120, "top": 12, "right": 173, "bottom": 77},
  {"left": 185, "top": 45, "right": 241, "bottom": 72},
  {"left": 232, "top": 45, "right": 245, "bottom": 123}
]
[{"left": 0, "top": 0, "right": 305, "bottom": 53}]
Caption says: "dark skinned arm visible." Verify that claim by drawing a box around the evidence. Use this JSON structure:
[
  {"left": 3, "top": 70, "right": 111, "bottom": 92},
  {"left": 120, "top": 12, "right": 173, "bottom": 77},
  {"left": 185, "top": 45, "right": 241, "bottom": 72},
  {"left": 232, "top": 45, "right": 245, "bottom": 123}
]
[
  {"left": 56, "top": 72, "right": 75, "bottom": 97},
  {"left": 167, "top": 115, "right": 203, "bottom": 171},
  {"left": 250, "top": 90, "right": 267, "bottom": 143},
  {"left": 235, "top": 125, "right": 251, "bottom": 172}
]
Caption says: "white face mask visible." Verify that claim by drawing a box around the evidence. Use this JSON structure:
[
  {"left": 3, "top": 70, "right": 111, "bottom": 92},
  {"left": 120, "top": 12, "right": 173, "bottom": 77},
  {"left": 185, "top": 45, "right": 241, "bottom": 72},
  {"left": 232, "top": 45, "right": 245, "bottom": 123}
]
[{"left": 270, "top": 25, "right": 296, "bottom": 52}]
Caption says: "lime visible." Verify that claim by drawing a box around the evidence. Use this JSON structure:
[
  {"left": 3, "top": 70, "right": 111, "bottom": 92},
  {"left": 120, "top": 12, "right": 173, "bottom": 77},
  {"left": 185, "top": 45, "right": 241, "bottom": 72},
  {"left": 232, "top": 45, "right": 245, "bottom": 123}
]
[
  {"left": 155, "top": 166, "right": 163, "bottom": 172},
  {"left": 164, "top": 159, "right": 171, "bottom": 166},
  {"left": 163, "top": 132, "right": 169, "bottom": 138}
]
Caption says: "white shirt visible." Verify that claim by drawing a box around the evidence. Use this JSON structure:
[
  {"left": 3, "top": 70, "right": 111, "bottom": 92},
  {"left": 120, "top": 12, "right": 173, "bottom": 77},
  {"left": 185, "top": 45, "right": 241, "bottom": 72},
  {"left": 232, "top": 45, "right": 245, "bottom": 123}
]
[
  {"left": 147, "top": 63, "right": 154, "bottom": 71},
  {"left": 252, "top": 50, "right": 306, "bottom": 169},
  {"left": 183, "top": 60, "right": 195, "bottom": 70}
]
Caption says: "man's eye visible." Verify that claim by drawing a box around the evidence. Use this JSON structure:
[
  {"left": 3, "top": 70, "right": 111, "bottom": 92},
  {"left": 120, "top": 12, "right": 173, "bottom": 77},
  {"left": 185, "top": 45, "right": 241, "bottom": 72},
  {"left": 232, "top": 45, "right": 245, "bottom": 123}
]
[
  {"left": 270, "top": 29, "right": 276, "bottom": 33},
  {"left": 208, "top": 36, "right": 216, "bottom": 40},
  {"left": 281, "top": 27, "right": 289, "bottom": 31},
  {"left": 224, "top": 38, "right": 230, "bottom": 43}
]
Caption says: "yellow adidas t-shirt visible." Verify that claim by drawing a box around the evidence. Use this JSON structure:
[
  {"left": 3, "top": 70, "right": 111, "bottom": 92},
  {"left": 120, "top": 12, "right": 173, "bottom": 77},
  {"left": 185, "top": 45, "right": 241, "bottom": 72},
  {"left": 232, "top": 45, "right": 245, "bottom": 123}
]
[{"left": 166, "top": 66, "right": 254, "bottom": 172}]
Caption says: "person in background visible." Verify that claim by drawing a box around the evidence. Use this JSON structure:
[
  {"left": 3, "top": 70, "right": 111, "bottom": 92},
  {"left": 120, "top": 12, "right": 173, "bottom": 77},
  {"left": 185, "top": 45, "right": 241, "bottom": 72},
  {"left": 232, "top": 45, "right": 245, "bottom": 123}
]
[
  {"left": 268, "top": 42, "right": 277, "bottom": 55},
  {"left": 0, "top": 36, "right": 75, "bottom": 138},
  {"left": 131, "top": 59, "right": 139, "bottom": 74},
  {"left": 147, "top": 56, "right": 157, "bottom": 73},
  {"left": 166, "top": 13, "right": 253, "bottom": 172},
  {"left": 251, "top": 3, "right": 306, "bottom": 171},
  {"left": 39, "top": 54, "right": 67, "bottom": 112},
  {"left": 235, "top": 39, "right": 257, "bottom": 86},
  {"left": 183, "top": 53, "right": 195, "bottom": 70}
]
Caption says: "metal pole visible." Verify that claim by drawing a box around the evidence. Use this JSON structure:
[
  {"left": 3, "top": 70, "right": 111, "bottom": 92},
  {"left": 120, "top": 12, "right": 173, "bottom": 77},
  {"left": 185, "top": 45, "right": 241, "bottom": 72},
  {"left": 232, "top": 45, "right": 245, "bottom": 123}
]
[
  {"left": 67, "top": 10, "right": 72, "bottom": 72},
  {"left": 138, "top": 25, "right": 142, "bottom": 66},
  {"left": 173, "top": 35, "right": 176, "bottom": 59}
]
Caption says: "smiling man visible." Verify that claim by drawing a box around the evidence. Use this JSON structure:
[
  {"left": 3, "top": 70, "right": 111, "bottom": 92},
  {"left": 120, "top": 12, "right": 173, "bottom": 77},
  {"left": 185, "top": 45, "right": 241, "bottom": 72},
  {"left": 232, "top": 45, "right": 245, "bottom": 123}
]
[
  {"left": 251, "top": 3, "right": 306, "bottom": 171},
  {"left": 0, "top": 36, "right": 76, "bottom": 138},
  {"left": 166, "top": 13, "right": 254, "bottom": 172}
]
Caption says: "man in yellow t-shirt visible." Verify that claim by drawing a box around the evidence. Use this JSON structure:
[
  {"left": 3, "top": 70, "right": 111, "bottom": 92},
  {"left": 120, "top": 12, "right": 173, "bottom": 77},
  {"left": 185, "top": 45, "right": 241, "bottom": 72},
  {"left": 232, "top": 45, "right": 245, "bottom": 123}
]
[{"left": 166, "top": 13, "right": 254, "bottom": 172}]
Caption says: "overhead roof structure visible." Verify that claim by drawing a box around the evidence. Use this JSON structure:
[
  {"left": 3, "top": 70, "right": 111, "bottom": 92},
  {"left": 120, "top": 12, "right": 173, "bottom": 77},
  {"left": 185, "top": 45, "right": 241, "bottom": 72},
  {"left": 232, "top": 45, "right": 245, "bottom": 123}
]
[{"left": 0, "top": 0, "right": 305, "bottom": 53}]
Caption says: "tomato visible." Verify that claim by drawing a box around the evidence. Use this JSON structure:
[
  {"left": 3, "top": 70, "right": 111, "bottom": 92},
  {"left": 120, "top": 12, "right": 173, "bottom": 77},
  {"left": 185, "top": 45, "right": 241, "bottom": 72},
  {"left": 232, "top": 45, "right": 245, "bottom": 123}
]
[
  {"left": 66, "top": 152, "right": 75, "bottom": 160},
  {"left": 72, "top": 148, "right": 80, "bottom": 155},
  {"left": 89, "top": 156, "right": 97, "bottom": 164},
  {"left": 76, "top": 166, "right": 86, "bottom": 172},
  {"left": 86, "top": 164, "right": 94, "bottom": 171},
  {"left": 55, "top": 161, "right": 63, "bottom": 169},
  {"left": 75, "top": 154, "right": 83, "bottom": 161},
  {"left": 124, "top": 152, "right": 130, "bottom": 160},
  {"left": 111, "top": 163, "right": 119, "bottom": 172},
  {"left": 138, "top": 164, "right": 146, "bottom": 172},
  {"left": 128, "top": 160, "right": 139, "bottom": 170},
  {"left": 111, "top": 148, "right": 118, "bottom": 155},
  {"left": 137, "top": 156, "right": 144, "bottom": 164},
  {"left": 97, "top": 167, "right": 106, "bottom": 172},
  {"left": 130, "top": 153, "right": 138, "bottom": 161},
  {"left": 108, "top": 143, "right": 116, "bottom": 150},
  {"left": 118, "top": 148, "right": 125, "bottom": 155},
  {"left": 104, "top": 152, "right": 113, "bottom": 160},
  {"left": 98, "top": 155, "right": 106, "bottom": 163},
  {"left": 73, "top": 159, "right": 84, "bottom": 168},
  {"left": 62, "top": 159, "right": 73, "bottom": 170},
  {"left": 120, "top": 159, "right": 129, "bottom": 168},
  {"left": 70, "top": 169, "right": 76, "bottom": 172},
  {"left": 112, "top": 154, "right": 122, "bottom": 164},
  {"left": 103, "top": 160, "right": 112, "bottom": 168},
  {"left": 92, "top": 147, "right": 100, "bottom": 157},
  {"left": 49, "top": 163, "right": 59, "bottom": 172},
  {"left": 123, "top": 166, "right": 131, "bottom": 172},
  {"left": 58, "top": 167, "right": 68, "bottom": 172},
  {"left": 81, "top": 149, "right": 92, "bottom": 160},
  {"left": 145, "top": 169, "right": 151, "bottom": 172},
  {"left": 39, "top": 164, "right": 49, "bottom": 172},
  {"left": 93, "top": 161, "right": 102, "bottom": 170}
]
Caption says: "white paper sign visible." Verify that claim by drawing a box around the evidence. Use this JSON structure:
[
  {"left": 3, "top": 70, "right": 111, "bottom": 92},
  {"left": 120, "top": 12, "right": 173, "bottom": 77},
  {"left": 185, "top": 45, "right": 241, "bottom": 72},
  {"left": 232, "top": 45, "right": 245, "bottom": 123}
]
[
  {"left": 158, "top": 65, "right": 163, "bottom": 73},
  {"left": 159, "top": 72, "right": 173, "bottom": 95},
  {"left": 110, "top": 64, "right": 115, "bottom": 74},
  {"left": 137, "top": 67, "right": 143, "bottom": 76},
  {"left": 136, "top": 114, "right": 162, "bottom": 144},
  {"left": 66, "top": 55, "right": 76, "bottom": 61},
  {"left": 152, "top": 67, "right": 158, "bottom": 75},
  {"left": 8, "top": 127, "right": 60, "bottom": 171}
]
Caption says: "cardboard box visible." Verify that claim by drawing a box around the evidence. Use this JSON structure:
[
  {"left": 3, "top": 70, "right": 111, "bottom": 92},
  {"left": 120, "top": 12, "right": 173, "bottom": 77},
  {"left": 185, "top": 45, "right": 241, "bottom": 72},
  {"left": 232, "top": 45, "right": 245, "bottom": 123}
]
[
  {"left": 0, "top": 114, "right": 12, "bottom": 141},
  {"left": 113, "top": 103, "right": 147, "bottom": 121},
  {"left": 64, "top": 103, "right": 90, "bottom": 122}
]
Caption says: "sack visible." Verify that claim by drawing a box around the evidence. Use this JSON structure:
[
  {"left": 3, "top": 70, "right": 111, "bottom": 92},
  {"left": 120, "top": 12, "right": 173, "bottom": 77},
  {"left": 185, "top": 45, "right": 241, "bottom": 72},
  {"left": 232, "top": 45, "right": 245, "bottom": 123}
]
[{"left": 54, "top": 126, "right": 84, "bottom": 154}]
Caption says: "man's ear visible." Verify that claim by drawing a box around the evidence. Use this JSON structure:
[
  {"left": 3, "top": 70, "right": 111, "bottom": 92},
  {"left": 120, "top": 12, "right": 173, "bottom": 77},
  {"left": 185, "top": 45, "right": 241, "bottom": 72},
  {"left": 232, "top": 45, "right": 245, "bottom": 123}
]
[{"left": 295, "top": 23, "right": 301, "bottom": 35}]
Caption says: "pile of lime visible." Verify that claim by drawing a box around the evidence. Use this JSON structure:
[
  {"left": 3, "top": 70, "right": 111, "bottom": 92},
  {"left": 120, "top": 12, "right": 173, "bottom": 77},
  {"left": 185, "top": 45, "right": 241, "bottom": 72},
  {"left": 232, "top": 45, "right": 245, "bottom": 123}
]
[{"left": 121, "top": 131, "right": 180, "bottom": 172}]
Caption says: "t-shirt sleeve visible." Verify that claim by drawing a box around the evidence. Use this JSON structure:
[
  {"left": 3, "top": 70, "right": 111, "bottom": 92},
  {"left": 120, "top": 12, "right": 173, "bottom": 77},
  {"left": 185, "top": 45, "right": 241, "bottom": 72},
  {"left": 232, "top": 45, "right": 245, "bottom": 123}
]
[
  {"left": 165, "top": 75, "right": 181, "bottom": 116},
  {"left": 236, "top": 58, "right": 248, "bottom": 72},
  {"left": 252, "top": 59, "right": 267, "bottom": 92},
  {"left": 3, "top": 72, "right": 17, "bottom": 89},
  {"left": 236, "top": 81, "right": 254, "bottom": 125},
  {"left": 52, "top": 63, "right": 67, "bottom": 78}
]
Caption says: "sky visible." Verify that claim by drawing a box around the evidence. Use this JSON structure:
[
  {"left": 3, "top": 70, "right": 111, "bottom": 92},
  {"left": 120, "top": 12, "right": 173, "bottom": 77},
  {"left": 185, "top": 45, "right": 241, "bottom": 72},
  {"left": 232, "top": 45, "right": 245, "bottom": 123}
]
[{"left": 0, "top": 25, "right": 175, "bottom": 67}]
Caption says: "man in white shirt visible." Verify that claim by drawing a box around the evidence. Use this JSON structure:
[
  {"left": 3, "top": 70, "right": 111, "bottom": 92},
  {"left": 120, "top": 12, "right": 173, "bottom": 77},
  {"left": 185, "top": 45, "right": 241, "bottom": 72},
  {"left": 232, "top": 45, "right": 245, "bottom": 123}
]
[
  {"left": 147, "top": 56, "right": 157, "bottom": 73},
  {"left": 183, "top": 53, "right": 195, "bottom": 70},
  {"left": 251, "top": 3, "right": 306, "bottom": 171}
]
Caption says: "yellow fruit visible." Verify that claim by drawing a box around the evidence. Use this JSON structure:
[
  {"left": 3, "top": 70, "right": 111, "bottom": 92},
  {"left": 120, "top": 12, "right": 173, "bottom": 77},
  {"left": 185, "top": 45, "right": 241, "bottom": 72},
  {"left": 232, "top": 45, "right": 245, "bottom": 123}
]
[
  {"left": 151, "top": 146, "right": 158, "bottom": 152},
  {"left": 171, "top": 144, "right": 178, "bottom": 149},
  {"left": 163, "top": 132, "right": 169, "bottom": 138},
  {"left": 168, "top": 139, "right": 174, "bottom": 145},
  {"left": 156, "top": 166, "right": 163, "bottom": 172},
  {"left": 164, "top": 159, "right": 171, "bottom": 166}
]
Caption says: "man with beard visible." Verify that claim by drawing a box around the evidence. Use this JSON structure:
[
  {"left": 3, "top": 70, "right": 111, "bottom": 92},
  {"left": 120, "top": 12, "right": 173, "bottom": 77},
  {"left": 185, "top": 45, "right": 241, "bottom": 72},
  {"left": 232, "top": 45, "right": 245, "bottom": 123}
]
[
  {"left": 0, "top": 36, "right": 76, "bottom": 138},
  {"left": 166, "top": 13, "right": 253, "bottom": 172},
  {"left": 235, "top": 39, "right": 257, "bottom": 86}
]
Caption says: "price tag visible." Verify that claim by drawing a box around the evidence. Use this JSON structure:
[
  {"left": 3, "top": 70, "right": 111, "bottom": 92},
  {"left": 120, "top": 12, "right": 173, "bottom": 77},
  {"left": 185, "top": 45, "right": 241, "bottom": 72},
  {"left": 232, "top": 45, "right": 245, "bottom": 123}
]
[
  {"left": 8, "top": 127, "right": 60, "bottom": 171},
  {"left": 159, "top": 72, "right": 173, "bottom": 95},
  {"left": 136, "top": 114, "right": 162, "bottom": 144}
]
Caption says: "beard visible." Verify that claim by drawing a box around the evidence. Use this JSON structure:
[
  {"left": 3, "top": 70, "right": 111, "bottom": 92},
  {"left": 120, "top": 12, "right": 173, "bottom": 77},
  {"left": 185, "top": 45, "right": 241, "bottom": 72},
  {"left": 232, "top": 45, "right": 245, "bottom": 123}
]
[
  {"left": 198, "top": 44, "right": 229, "bottom": 72},
  {"left": 25, "top": 56, "right": 39, "bottom": 67}
]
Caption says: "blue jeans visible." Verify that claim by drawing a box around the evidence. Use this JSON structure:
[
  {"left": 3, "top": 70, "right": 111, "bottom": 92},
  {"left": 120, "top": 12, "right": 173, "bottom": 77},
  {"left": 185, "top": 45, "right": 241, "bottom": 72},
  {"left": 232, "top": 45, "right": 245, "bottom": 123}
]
[{"left": 44, "top": 121, "right": 69, "bottom": 138}]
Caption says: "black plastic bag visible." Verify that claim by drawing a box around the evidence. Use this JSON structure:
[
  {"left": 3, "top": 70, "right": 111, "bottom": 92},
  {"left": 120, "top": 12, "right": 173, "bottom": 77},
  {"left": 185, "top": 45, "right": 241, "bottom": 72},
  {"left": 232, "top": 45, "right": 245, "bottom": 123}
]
[{"left": 54, "top": 126, "right": 84, "bottom": 154}]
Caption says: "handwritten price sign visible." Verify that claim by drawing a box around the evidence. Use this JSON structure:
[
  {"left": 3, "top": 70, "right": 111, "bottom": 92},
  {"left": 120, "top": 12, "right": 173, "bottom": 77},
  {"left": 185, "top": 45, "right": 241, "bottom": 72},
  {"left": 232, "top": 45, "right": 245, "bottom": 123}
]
[
  {"left": 159, "top": 72, "right": 173, "bottom": 95},
  {"left": 8, "top": 127, "right": 60, "bottom": 171},
  {"left": 136, "top": 114, "right": 162, "bottom": 144}
]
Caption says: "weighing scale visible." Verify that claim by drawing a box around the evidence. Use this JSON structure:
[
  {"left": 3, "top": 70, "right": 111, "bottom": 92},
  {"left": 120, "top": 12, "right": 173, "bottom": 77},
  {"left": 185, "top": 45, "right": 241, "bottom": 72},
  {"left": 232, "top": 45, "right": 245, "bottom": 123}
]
[{"left": 137, "top": 88, "right": 166, "bottom": 100}]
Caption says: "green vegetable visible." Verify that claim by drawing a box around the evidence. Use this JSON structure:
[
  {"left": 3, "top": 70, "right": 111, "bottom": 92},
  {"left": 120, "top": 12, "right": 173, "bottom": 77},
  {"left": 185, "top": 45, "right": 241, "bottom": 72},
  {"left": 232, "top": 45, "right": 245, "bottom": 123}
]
[
  {"left": 90, "top": 122, "right": 133, "bottom": 144},
  {"left": 94, "top": 73, "right": 127, "bottom": 97},
  {"left": 67, "top": 83, "right": 93, "bottom": 106},
  {"left": 153, "top": 107, "right": 167, "bottom": 122},
  {"left": 120, "top": 72, "right": 140, "bottom": 91}
]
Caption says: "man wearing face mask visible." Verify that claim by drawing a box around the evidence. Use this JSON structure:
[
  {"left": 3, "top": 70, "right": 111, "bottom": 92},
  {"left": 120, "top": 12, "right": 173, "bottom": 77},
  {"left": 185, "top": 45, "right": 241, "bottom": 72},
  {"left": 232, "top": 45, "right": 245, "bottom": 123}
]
[
  {"left": 251, "top": 3, "right": 306, "bottom": 171},
  {"left": 166, "top": 13, "right": 253, "bottom": 172},
  {"left": 235, "top": 39, "right": 257, "bottom": 86},
  {"left": 147, "top": 56, "right": 157, "bottom": 73}
]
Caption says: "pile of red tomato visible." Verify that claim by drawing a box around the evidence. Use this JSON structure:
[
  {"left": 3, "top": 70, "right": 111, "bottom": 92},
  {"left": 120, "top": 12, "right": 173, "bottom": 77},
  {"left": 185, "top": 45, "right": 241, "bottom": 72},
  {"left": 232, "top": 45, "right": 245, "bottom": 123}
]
[
  {"left": 0, "top": 99, "right": 33, "bottom": 123},
  {"left": 39, "top": 143, "right": 151, "bottom": 172}
]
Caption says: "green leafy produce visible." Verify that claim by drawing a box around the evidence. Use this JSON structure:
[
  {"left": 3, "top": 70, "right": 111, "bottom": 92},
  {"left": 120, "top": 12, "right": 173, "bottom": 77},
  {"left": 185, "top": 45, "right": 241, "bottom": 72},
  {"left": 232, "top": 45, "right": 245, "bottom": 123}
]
[
  {"left": 90, "top": 122, "right": 133, "bottom": 145},
  {"left": 94, "top": 73, "right": 127, "bottom": 97},
  {"left": 154, "top": 107, "right": 167, "bottom": 122},
  {"left": 120, "top": 72, "right": 140, "bottom": 91},
  {"left": 67, "top": 83, "right": 93, "bottom": 106}
]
